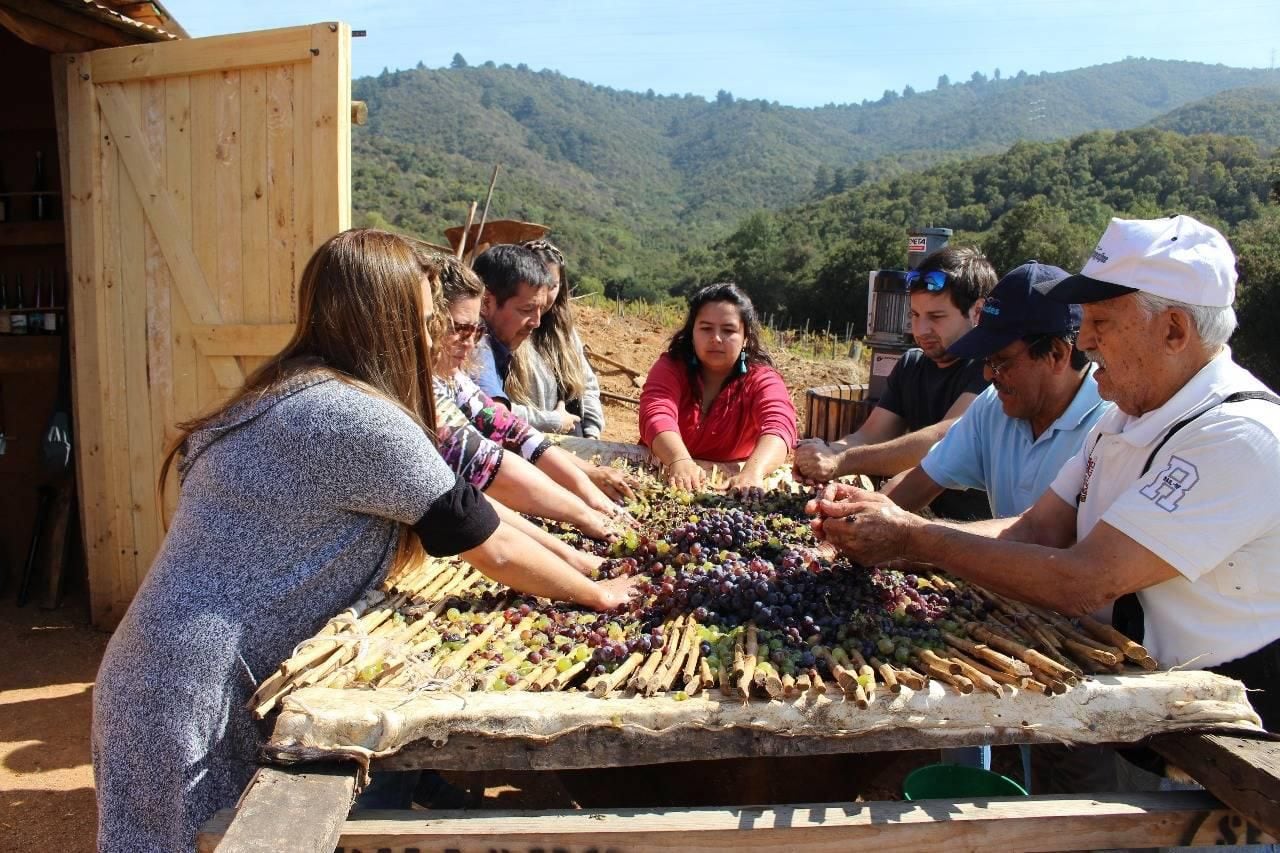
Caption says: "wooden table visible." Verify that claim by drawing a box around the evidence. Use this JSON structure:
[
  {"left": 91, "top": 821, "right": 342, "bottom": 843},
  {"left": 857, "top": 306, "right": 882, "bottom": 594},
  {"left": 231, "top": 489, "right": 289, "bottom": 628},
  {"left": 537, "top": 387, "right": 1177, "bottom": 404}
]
[{"left": 199, "top": 733, "right": 1278, "bottom": 852}]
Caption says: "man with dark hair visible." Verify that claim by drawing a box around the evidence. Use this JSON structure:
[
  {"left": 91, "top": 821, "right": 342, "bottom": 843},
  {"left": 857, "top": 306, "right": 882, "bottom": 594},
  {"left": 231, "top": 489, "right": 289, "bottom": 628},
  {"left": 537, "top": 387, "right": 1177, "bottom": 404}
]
[
  {"left": 471, "top": 244, "right": 555, "bottom": 406},
  {"left": 794, "top": 245, "right": 998, "bottom": 520},
  {"left": 885, "top": 262, "right": 1110, "bottom": 518}
]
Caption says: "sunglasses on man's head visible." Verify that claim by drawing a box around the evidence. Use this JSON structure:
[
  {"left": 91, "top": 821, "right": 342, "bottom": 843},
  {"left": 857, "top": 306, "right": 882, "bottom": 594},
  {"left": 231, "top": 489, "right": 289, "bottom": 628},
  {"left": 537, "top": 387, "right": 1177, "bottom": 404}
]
[
  {"left": 904, "top": 270, "right": 950, "bottom": 292},
  {"left": 449, "top": 320, "right": 486, "bottom": 342}
]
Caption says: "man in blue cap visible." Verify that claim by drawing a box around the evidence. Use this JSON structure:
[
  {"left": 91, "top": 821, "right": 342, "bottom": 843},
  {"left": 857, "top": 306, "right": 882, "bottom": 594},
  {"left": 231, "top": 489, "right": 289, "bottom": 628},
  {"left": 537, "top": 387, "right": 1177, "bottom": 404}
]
[{"left": 884, "top": 261, "right": 1109, "bottom": 519}]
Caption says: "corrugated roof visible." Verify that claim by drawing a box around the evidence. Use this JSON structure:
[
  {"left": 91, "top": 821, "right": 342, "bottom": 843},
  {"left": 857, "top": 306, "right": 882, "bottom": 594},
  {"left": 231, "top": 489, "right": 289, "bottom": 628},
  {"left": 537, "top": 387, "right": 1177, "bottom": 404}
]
[{"left": 49, "top": 0, "right": 186, "bottom": 41}]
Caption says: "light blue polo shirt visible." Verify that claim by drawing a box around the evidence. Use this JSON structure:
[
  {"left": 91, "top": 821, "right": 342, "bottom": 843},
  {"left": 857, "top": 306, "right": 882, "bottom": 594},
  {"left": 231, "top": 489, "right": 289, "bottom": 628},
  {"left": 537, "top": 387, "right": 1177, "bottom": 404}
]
[{"left": 920, "top": 369, "right": 1110, "bottom": 518}]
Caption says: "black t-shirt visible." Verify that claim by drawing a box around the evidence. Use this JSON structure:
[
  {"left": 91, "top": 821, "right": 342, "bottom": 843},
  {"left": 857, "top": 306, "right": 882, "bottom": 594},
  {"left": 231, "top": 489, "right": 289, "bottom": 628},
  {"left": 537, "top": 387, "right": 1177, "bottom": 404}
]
[{"left": 877, "top": 348, "right": 991, "bottom": 521}]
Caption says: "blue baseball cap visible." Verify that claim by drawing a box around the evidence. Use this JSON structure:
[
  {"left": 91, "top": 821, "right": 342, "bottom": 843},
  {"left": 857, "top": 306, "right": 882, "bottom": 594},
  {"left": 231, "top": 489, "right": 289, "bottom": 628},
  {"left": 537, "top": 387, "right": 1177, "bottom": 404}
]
[{"left": 947, "top": 261, "right": 1081, "bottom": 360}]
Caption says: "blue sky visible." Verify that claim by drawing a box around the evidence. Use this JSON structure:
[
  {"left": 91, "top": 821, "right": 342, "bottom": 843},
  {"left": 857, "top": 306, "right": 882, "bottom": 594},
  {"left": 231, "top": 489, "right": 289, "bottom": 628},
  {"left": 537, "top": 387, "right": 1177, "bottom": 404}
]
[{"left": 165, "top": 0, "right": 1279, "bottom": 108}]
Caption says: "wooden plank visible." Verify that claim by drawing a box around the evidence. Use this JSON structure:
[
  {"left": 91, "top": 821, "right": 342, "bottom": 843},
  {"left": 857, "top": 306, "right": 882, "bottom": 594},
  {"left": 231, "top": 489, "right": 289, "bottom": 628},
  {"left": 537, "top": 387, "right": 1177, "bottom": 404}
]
[
  {"left": 98, "top": 86, "right": 139, "bottom": 619},
  {"left": 308, "top": 22, "right": 350, "bottom": 247},
  {"left": 163, "top": 74, "right": 194, "bottom": 522},
  {"left": 90, "top": 25, "right": 315, "bottom": 83},
  {"left": 1151, "top": 733, "right": 1280, "bottom": 839},
  {"left": 239, "top": 67, "right": 271, "bottom": 376},
  {"left": 0, "top": 7, "right": 98, "bottom": 53},
  {"left": 0, "top": 0, "right": 134, "bottom": 50},
  {"left": 198, "top": 764, "right": 357, "bottom": 853},
  {"left": 265, "top": 64, "right": 297, "bottom": 325},
  {"left": 191, "top": 324, "right": 293, "bottom": 357},
  {"left": 117, "top": 81, "right": 159, "bottom": 592},
  {"left": 65, "top": 51, "right": 120, "bottom": 628},
  {"left": 93, "top": 81, "right": 243, "bottom": 390},
  {"left": 214, "top": 69, "right": 244, "bottom": 389},
  {"left": 291, "top": 57, "right": 314, "bottom": 278},
  {"left": 198, "top": 791, "right": 1274, "bottom": 853},
  {"left": 140, "top": 76, "right": 176, "bottom": 507}
]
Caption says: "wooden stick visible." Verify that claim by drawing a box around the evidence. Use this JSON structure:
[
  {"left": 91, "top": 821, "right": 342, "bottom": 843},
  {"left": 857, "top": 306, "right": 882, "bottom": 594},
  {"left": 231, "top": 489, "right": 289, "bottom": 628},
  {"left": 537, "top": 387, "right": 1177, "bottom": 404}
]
[
  {"left": 894, "top": 666, "right": 928, "bottom": 691},
  {"left": 943, "top": 632, "right": 1032, "bottom": 678},
  {"left": 942, "top": 653, "right": 1004, "bottom": 697},
  {"left": 781, "top": 671, "right": 798, "bottom": 698},
  {"left": 456, "top": 201, "right": 477, "bottom": 260},
  {"left": 847, "top": 648, "right": 877, "bottom": 705},
  {"left": 717, "top": 658, "right": 732, "bottom": 696},
  {"left": 913, "top": 654, "right": 974, "bottom": 694},
  {"left": 473, "top": 164, "right": 500, "bottom": 252},
  {"left": 966, "top": 622, "right": 1078, "bottom": 685},
  {"left": 737, "top": 624, "right": 759, "bottom": 699},
  {"left": 795, "top": 671, "right": 812, "bottom": 694},
  {"left": 948, "top": 648, "right": 1020, "bottom": 686},
  {"left": 807, "top": 666, "right": 828, "bottom": 696},
  {"left": 600, "top": 390, "right": 641, "bottom": 406},
  {"left": 870, "top": 656, "right": 901, "bottom": 694},
  {"left": 687, "top": 656, "right": 714, "bottom": 696},
  {"left": 592, "top": 652, "right": 645, "bottom": 698},
  {"left": 917, "top": 648, "right": 961, "bottom": 675},
  {"left": 1063, "top": 638, "right": 1121, "bottom": 667},
  {"left": 549, "top": 659, "right": 588, "bottom": 691},
  {"left": 1076, "top": 615, "right": 1158, "bottom": 670},
  {"left": 650, "top": 621, "right": 697, "bottom": 695},
  {"left": 583, "top": 348, "right": 643, "bottom": 377}
]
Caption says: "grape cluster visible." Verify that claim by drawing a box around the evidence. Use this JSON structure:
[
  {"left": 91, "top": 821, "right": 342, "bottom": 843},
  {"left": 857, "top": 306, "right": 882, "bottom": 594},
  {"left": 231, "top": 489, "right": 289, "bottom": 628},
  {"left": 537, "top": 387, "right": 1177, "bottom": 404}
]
[{"left": 509, "top": 479, "right": 994, "bottom": 687}]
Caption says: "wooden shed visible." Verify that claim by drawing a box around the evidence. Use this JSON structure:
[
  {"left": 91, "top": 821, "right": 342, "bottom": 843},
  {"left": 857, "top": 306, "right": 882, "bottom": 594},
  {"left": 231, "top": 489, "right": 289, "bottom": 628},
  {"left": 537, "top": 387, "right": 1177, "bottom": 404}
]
[{"left": 0, "top": 1, "right": 354, "bottom": 627}]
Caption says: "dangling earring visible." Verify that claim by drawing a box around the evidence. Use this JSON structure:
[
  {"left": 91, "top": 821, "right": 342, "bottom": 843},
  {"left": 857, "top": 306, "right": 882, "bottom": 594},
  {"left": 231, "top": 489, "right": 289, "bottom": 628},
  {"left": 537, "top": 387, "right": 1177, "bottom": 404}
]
[
  {"left": 736, "top": 351, "right": 748, "bottom": 375},
  {"left": 689, "top": 352, "right": 700, "bottom": 368}
]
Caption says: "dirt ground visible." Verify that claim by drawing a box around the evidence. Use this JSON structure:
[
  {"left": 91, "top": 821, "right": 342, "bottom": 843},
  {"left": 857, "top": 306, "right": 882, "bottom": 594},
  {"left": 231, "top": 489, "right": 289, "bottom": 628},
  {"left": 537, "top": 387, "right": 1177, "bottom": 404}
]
[{"left": 0, "top": 303, "right": 868, "bottom": 852}]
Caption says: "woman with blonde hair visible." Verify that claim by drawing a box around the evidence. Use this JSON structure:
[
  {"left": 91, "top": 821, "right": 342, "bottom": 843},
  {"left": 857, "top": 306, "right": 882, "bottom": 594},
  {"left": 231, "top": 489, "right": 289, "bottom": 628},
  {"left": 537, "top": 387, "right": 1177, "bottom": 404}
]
[{"left": 92, "top": 229, "right": 634, "bottom": 852}]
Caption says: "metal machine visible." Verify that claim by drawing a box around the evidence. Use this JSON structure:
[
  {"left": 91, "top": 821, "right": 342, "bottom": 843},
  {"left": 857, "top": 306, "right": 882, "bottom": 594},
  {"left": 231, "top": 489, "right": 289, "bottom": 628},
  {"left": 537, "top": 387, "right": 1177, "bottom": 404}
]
[{"left": 864, "top": 227, "right": 952, "bottom": 399}]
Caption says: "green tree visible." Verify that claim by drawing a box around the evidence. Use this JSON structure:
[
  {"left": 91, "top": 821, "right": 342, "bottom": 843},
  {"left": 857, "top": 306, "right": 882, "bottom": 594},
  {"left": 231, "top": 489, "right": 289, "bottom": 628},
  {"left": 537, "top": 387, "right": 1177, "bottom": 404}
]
[{"left": 450, "top": 53, "right": 468, "bottom": 69}]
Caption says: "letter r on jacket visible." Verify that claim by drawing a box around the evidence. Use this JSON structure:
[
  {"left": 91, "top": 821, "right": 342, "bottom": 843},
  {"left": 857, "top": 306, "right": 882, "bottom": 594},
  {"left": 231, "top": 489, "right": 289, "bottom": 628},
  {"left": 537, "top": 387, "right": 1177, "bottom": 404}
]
[{"left": 1139, "top": 455, "right": 1199, "bottom": 512}]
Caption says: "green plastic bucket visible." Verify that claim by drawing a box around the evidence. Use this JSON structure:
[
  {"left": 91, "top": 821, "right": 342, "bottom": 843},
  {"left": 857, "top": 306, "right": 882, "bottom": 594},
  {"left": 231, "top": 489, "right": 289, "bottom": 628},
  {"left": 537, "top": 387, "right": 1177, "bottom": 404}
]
[{"left": 902, "top": 763, "right": 1029, "bottom": 800}]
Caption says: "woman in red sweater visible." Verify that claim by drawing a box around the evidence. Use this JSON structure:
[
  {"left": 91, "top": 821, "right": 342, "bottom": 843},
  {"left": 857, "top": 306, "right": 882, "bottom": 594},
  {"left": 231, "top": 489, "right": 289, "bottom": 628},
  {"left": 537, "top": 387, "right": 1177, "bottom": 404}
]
[{"left": 640, "top": 283, "right": 798, "bottom": 491}]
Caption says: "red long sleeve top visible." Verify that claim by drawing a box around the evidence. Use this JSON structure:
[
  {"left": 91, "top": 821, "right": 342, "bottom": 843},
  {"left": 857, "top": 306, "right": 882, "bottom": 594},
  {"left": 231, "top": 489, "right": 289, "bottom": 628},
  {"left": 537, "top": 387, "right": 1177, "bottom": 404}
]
[{"left": 639, "top": 353, "right": 799, "bottom": 463}]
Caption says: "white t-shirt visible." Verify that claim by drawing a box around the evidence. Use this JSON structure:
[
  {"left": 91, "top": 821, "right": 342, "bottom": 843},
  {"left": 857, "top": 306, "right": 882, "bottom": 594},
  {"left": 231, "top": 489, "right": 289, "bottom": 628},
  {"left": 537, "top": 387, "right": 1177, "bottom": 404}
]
[{"left": 1049, "top": 347, "right": 1280, "bottom": 668}]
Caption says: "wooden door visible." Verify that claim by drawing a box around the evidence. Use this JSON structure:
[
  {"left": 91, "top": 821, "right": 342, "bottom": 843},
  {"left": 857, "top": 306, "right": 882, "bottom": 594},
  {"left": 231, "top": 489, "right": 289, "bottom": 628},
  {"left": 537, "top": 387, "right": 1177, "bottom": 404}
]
[{"left": 63, "top": 23, "right": 351, "bottom": 627}]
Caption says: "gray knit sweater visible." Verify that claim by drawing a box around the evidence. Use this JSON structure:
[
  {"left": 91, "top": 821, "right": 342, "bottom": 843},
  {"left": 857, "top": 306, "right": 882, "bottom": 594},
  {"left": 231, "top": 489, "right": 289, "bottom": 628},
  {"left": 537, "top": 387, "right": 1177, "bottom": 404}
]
[
  {"left": 92, "top": 372, "right": 456, "bottom": 852},
  {"left": 510, "top": 330, "right": 605, "bottom": 439}
]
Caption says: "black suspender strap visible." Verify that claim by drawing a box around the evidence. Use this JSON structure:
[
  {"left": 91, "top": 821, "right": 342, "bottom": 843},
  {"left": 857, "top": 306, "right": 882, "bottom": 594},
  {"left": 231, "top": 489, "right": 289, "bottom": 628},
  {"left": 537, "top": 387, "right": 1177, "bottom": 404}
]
[{"left": 1112, "top": 390, "right": 1280, "bottom": 645}]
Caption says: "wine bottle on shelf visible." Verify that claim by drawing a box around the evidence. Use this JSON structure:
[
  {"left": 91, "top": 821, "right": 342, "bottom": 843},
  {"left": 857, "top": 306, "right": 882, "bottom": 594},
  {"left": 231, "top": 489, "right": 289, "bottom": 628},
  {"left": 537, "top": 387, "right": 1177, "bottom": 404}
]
[
  {"left": 32, "top": 151, "right": 47, "bottom": 222},
  {"left": 0, "top": 274, "right": 10, "bottom": 335},
  {"left": 0, "top": 162, "right": 9, "bottom": 223},
  {"left": 31, "top": 272, "right": 44, "bottom": 336},
  {"left": 43, "top": 270, "right": 58, "bottom": 334},
  {"left": 11, "top": 273, "right": 27, "bottom": 335}
]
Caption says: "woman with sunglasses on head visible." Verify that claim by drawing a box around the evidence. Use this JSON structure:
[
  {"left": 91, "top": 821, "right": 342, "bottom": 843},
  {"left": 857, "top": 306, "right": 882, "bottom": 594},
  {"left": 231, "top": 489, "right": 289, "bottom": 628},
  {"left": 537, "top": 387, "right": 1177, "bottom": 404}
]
[
  {"left": 640, "top": 282, "right": 798, "bottom": 492},
  {"left": 423, "top": 252, "right": 630, "bottom": 540},
  {"left": 92, "top": 230, "right": 638, "bottom": 853}
]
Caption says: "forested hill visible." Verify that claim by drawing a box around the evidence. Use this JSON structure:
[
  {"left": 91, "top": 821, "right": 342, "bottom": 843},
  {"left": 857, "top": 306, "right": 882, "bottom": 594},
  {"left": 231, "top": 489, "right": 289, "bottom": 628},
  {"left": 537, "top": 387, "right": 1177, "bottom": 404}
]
[
  {"left": 1148, "top": 87, "right": 1280, "bottom": 151},
  {"left": 672, "top": 127, "right": 1280, "bottom": 390},
  {"left": 351, "top": 58, "right": 1280, "bottom": 292}
]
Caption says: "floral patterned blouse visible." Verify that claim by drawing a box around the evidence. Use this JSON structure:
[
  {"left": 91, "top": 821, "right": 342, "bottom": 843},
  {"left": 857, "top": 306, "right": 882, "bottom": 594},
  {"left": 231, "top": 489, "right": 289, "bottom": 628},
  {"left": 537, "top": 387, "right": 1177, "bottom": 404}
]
[{"left": 433, "top": 370, "right": 552, "bottom": 489}]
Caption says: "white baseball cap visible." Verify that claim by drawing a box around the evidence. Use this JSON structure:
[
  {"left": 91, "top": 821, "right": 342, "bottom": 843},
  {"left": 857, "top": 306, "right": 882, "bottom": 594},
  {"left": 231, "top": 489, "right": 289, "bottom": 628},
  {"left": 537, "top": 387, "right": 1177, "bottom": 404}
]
[{"left": 1037, "top": 215, "right": 1237, "bottom": 308}]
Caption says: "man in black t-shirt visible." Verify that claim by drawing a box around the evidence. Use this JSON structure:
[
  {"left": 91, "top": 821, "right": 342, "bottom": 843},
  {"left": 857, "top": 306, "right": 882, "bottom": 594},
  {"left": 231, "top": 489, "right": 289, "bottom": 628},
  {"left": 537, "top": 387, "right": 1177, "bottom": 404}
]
[{"left": 794, "top": 245, "right": 996, "bottom": 520}]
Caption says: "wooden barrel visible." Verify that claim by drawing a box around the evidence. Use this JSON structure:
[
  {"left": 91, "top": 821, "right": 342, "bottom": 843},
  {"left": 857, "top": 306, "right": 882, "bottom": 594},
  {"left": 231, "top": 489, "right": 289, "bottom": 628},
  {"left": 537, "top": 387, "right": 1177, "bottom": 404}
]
[{"left": 802, "top": 384, "right": 874, "bottom": 443}]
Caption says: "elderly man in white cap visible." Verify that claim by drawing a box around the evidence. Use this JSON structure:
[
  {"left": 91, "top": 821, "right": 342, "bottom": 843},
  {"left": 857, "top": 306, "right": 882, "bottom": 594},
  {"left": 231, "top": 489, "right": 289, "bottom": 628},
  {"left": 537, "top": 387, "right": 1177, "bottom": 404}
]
[{"left": 810, "top": 215, "right": 1280, "bottom": 738}]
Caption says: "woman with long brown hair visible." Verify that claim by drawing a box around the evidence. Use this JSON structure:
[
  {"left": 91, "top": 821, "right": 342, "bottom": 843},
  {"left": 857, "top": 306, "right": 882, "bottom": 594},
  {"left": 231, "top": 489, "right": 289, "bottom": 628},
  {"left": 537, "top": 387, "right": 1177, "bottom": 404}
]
[{"left": 92, "top": 229, "right": 634, "bottom": 852}]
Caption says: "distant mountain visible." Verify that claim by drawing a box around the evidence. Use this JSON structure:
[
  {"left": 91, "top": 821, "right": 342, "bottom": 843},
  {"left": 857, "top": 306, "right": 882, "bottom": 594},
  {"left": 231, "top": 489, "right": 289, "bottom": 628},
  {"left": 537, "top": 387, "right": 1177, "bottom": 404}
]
[
  {"left": 351, "top": 58, "right": 1280, "bottom": 293},
  {"left": 1148, "top": 86, "right": 1280, "bottom": 150}
]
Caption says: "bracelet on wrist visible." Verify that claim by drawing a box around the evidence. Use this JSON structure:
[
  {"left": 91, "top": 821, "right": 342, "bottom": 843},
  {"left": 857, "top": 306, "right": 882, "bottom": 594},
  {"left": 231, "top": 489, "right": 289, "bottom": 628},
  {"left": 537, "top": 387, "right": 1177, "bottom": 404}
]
[{"left": 668, "top": 456, "right": 693, "bottom": 466}]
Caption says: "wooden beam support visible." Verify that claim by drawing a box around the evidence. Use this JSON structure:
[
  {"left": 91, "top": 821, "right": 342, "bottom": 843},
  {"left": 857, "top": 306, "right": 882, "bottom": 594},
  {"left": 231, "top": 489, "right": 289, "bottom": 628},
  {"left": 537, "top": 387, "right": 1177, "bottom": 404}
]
[
  {"left": 202, "top": 764, "right": 357, "bottom": 853},
  {"left": 350, "top": 100, "right": 367, "bottom": 126},
  {"left": 1150, "top": 733, "right": 1280, "bottom": 839},
  {"left": 90, "top": 24, "right": 315, "bottom": 83},
  {"left": 199, "top": 791, "right": 1273, "bottom": 853},
  {"left": 191, "top": 323, "right": 293, "bottom": 357}
]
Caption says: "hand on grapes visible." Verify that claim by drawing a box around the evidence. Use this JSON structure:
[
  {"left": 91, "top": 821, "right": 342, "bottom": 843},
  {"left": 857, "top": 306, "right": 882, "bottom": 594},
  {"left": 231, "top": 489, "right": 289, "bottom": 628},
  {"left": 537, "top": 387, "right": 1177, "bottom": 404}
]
[
  {"left": 792, "top": 439, "right": 840, "bottom": 484},
  {"left": 588, "top": 464, "right": 636, "bottom": 502},
  {"left": 812, "top": 491, "right": 923, "bottom": 565},
  {"left": 590, "top": 574, "right": 644, "bottom": 611},
  {"left": 666, "top": 458, "right": 707, "bottom": 493},
  {"left": 722, "top": 470, "right": 764, "bottom": 492},
  {"left": 554, "top": 401, "right": 581, "bottom": 434}
]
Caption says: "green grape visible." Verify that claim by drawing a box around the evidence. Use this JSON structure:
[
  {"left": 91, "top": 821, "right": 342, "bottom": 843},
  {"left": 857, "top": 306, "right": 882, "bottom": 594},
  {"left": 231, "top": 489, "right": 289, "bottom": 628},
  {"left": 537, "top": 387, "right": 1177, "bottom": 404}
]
[
  {"left": 573, "top": 645, "right": 591, "bottom": 663},
  {"left": 555, "top": 657, "right": 573, "bottom": 673}
]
